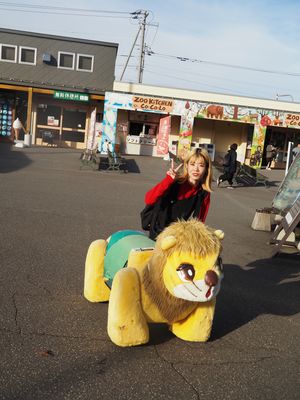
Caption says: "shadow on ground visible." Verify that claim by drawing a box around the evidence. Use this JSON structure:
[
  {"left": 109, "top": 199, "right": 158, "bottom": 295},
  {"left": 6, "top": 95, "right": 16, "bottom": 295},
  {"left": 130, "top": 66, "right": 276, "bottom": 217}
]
[
  {"left": 98, "top": 157, "right": 141, "bottom": 173},
  {"left": 0, "top": 143, "right": 32, "bottom": 173},
  {"left": 212, "top": 253, "right": 300, "bottom": 340}
]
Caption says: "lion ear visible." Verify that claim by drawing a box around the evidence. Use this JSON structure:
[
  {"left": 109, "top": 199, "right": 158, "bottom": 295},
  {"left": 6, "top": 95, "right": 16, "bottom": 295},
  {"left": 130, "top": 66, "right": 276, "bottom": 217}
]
[
  {"left": 161, "top": 235, "right": 177, "bottom": 250},
  {"left": 214, "top": 229, "right": 224, "bottom": 240}
]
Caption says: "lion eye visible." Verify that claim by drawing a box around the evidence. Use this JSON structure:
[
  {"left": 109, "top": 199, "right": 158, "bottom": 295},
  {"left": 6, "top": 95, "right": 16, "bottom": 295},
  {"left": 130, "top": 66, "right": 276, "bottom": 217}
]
[{"left": 176, "top": 263, "right": 195, "bottom": 282}]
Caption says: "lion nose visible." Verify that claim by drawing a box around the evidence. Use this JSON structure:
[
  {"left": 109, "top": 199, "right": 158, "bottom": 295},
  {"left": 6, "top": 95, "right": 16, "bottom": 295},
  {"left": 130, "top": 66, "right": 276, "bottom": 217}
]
[{"left": 205, "top": 270, "right": 218, "bottom": 287}]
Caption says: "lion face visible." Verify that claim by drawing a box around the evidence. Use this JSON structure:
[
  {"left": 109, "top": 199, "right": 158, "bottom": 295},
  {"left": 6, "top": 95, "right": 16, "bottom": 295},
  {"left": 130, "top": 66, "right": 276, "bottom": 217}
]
[{"left": 162, "top": 250, "right": 223, "bottom": 302}]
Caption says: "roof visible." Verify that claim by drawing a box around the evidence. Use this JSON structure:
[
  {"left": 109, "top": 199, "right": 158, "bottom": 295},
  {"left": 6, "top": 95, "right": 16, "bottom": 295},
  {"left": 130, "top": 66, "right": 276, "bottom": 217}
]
[{"left": 0, "top": 27, "right": 118, "bottom": 49}]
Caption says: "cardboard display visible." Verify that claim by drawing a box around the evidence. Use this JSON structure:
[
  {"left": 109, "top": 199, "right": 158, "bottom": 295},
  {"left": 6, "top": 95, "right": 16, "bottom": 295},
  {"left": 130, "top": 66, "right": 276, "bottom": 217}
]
[
  {"left": 269, "top": 197, "right": 300, "bottom": 255},
  {"left": 272, "top": 153, "right": 300, "bottom": 213}
]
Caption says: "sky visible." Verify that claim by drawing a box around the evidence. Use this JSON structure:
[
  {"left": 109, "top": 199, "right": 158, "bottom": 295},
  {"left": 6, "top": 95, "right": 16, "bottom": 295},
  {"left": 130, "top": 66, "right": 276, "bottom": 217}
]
[{"left": 1, "top": 0, "right": 300, "bottom": 102}]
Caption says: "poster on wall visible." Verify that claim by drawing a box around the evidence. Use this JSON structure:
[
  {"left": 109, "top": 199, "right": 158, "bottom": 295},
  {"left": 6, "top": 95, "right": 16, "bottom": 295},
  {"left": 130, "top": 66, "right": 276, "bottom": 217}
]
[
  {"left": 249, "top": 125, "right": 267, "bottom": 169},
  {"left": 47, "top": 116, "right": 59, "bottom": 126},
  {"left": 0, "top": 102, "right": 13, "bottom": 137},
  {"left": 156, "top": 116, "right": 171, "bottom": 155}
]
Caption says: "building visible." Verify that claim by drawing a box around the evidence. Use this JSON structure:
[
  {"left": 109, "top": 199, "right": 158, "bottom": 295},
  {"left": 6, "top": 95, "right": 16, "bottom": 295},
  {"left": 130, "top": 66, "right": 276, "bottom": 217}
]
[
  {"left": 0, "top": 28, "right": 118, "bottom": 149},
  {"left": 102, "top": 81, "right": 300, "bottom": 168}
]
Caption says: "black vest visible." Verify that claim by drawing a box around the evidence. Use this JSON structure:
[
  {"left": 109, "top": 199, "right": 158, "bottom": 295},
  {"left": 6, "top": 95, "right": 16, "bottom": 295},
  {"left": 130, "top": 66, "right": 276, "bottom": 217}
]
[{"left": 144, "top": 182, "right": 208, "bottom": 240}]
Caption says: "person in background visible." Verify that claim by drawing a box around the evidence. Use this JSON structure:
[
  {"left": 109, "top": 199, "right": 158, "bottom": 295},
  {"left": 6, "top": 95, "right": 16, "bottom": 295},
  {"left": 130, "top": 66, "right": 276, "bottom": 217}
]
[
  {"left": 217, "top": 143, "right": 238, "bottom": 189},
  {"left": 266, "top": 142, "right": 277, "bottom": 170},
  {"left": 292, "top": 140, "right": 300, "bottom": 161},
  {"left": 144, "top": 148, "right": 212, "bottom": 240}
]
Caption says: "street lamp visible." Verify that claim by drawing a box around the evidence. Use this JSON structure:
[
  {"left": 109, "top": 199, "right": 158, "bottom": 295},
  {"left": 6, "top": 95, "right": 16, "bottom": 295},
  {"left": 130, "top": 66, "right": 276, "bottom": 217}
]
[{"left": 275, "top": 94, "right": 294, "bottom": 102}]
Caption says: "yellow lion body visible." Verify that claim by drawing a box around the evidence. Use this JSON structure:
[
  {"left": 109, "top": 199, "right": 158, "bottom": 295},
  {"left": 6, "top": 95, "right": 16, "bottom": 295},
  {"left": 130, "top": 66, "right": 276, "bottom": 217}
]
[{"left": 84, "top": 220, "right": 224, "bottom": 347}]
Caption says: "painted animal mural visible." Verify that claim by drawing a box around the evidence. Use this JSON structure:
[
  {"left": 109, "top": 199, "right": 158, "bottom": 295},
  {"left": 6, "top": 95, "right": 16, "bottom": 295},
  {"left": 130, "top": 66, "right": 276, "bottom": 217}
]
[{"left": 206, "top": 105, "right": 224, "bottom": 119}]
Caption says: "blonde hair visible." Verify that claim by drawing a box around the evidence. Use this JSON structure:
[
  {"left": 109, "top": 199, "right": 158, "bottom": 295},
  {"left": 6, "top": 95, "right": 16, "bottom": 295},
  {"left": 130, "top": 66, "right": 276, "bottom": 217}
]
[{"left": 178, "top": 147, "right": 213, "bottom": 192}]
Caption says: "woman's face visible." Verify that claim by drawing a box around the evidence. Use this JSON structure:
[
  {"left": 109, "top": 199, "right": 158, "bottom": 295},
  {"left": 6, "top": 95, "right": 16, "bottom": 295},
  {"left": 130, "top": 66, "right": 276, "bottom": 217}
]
[{"left": 187, "top": 156, "right": 206, "bottom": 185}]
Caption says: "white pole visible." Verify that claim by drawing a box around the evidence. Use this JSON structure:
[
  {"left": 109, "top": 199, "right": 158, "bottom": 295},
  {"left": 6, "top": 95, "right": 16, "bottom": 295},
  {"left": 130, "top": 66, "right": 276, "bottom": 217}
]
[{"left": 285, "top": 141, "right": 294, "bottom": 176}]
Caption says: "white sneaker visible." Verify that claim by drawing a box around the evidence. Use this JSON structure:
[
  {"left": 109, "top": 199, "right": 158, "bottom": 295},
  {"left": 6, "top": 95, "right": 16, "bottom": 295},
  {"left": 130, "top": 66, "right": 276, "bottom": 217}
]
[{"left": 227, "top": 185, "right": 234, "bottom": 189}]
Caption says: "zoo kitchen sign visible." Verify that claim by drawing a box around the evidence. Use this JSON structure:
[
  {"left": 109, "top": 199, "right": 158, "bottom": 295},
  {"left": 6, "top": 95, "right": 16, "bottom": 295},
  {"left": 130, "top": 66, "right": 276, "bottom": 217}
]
[{"left": 133, "top": 96, "right": 174, "bottom": 112}]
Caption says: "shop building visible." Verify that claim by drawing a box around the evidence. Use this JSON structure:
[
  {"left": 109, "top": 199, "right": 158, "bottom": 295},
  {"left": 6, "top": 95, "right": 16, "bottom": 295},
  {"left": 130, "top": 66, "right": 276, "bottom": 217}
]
[
  {"left": 0, "top": 28, "right": 118, "bottom": 149},
  {"left": 102, "top": 82, "right": 300, "bottom": 168}
]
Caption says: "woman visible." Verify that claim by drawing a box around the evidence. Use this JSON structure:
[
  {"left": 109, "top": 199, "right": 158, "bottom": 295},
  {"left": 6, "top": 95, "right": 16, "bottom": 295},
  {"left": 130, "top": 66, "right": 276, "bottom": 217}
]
[{"left": 143, "top": 148, "right": 212, "bottom": 239}]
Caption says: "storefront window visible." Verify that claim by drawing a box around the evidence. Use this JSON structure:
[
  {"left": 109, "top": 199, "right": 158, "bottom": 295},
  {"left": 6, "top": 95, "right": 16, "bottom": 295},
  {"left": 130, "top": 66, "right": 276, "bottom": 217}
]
[
  {"left": 63, "top": 109, "right": 86, "bottom": 129},
  {"left": 37, "top": 105, "right": 61, "bottom": 126},
  {"left": 62, "top": 130, "right": 85, "bottom": 142},
  {"left": 129, "top": 122, "right": 156, "bottom": 136},
  {"left": 36, "top": 128, "right": 59, "bottom": 144},
  {"left": 130, "top": 122, "right": 143, "bottom": 135}
]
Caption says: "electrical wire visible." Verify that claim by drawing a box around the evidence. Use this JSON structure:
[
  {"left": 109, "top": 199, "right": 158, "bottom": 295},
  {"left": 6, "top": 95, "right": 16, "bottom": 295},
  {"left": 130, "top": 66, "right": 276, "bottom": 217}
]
[
  {"left": 144, "top": 62, "right": 298, "bottom": 93},
  {"left": 144, "top": 68, "right": 248, "bottom": 94},
  {"left": 0, "top": 7, "right": 133, "bottom": 18},
  {"left": 0, "top": 2, "right": 132, "bottom": 14},
  {"left": 147, "top": 49, "right": 300, "bottom": 77}
]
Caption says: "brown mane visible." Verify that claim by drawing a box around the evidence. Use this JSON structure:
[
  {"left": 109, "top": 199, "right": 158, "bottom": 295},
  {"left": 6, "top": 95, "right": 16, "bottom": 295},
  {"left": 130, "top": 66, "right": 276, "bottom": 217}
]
[{"left": 142, "top": 220, "right": 221, "bottom": 323}]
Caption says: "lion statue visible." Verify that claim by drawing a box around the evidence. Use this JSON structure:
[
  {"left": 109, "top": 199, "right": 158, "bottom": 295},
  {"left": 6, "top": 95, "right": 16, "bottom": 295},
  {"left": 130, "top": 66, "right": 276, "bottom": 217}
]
[{"left": 84, "top": 219, "right": 224, "bottom": 347}]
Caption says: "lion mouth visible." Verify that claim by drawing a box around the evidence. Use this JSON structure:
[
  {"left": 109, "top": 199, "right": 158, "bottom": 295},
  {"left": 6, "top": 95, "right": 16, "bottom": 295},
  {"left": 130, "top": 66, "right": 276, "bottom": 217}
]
[
  {"left": 173, "top": 279, "right": 219, "bottom": 302},
  {"left": 184, "top": 282, "right": 202, "bottom": 298}
]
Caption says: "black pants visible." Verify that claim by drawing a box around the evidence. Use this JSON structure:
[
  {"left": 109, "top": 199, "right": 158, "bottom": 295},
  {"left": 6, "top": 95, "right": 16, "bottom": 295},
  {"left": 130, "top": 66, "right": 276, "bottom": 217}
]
[
  {"left": 219, "top": 171, "right": 234, "bottom": 185},
  {"left": 266, "top": 157, "right": 273, "bottom": 168}
]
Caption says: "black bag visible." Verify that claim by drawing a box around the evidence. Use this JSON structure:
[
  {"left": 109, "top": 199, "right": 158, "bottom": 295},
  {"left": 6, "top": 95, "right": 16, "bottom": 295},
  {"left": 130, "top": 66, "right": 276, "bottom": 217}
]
[
  {"left": 140, "top": 203, "right": 159, "bottom": 231},
  {"left": 141, "top": 183, "right": 207, "bottom": 240},
  {"left": 140, "top": 183, "right": 179, "bottom": 239}
]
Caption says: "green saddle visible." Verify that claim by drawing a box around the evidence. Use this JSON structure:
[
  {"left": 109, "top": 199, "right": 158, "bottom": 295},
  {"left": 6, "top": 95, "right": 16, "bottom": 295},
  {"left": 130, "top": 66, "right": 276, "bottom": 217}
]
[{"left": 104, "top": 230, "right": 154, "bottom": 288}]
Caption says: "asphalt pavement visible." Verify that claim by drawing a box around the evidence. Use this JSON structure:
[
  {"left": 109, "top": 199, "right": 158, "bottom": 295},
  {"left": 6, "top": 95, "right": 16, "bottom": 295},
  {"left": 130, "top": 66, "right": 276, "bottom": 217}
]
[{"left": 0, "top": 143, "right": 299, "bottom": 400}]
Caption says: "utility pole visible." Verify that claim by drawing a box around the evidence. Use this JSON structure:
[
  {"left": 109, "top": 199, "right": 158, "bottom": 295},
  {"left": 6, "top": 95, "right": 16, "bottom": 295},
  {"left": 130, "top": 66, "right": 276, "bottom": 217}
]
[
  {"left": 120, "top": 25, "right": 142, "bottom": 81},
  {"left": 138, "top": 10, "right": 149, "bottom": 83},
  {"left": 120, "top": 10, "right": 150, "bottom": 83}
]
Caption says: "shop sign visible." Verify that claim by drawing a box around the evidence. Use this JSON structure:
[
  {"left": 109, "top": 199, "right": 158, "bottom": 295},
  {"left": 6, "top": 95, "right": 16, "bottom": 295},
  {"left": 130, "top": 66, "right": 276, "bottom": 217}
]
[
  {"left": 53, "top": 91, "right": 89, "bottom": 102},
  {"left": 285, "top": 113, "right": 300, "bottom": 127},
  {"left": 133, "top": 96, "right": 174, "bottom": 112}
]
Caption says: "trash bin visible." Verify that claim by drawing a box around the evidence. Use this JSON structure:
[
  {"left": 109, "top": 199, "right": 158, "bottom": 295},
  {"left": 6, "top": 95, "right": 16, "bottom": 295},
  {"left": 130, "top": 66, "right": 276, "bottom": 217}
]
[{"left": 24, "top": 133, "right": 31, "bottom": 147}]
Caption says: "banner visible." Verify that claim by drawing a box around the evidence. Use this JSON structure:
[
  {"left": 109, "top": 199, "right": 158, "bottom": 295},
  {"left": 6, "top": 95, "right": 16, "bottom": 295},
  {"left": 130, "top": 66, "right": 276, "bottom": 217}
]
[
  {"left": 87, "top": 107, "right": 97, "bottom": 150},
  {"left": 100, "top": 105, "right": 118, "bottom": 153},
  {"left": 177, "top": 101, "right": 194, "bottom": 160},
  {"left": 156, "top": 116, "right": 171, "bottom": 155}
]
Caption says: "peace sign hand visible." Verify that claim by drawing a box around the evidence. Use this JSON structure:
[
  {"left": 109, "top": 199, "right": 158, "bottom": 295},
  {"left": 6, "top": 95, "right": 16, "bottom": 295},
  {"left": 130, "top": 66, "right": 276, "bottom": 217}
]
[{"left": 167, "top": 159, "right": 183, "bottom": 180}]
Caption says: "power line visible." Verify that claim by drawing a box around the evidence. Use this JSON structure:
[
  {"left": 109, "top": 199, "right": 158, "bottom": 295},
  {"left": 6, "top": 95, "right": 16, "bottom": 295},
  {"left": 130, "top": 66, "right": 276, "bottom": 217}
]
[
  {"left": 146, "top": 48, "right": 300, "bottom": 77},
  {"left": 0, "top": 7, "right": 133, "bottom": 18},
  {"left": 143, "top": 62, "right": 298, "bottom": 93},
  {"left": 0, "top": 2, "right": 132, "bottom": 14},
  {"left": 144, "top": 68, "right": 248, "bottom": 95}
]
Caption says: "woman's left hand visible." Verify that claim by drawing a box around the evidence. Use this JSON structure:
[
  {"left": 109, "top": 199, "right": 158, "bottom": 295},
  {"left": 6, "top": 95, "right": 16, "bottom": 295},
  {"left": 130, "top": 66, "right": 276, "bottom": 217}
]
[{"left": 167, "top": 159, "right": 183, "bottom": 180}]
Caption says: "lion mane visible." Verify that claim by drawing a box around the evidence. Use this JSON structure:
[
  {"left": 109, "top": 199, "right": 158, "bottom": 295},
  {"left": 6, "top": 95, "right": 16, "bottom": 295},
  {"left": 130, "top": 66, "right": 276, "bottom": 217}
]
[{"left": 142, "top": 219, "right": 222, "bottom": 323}]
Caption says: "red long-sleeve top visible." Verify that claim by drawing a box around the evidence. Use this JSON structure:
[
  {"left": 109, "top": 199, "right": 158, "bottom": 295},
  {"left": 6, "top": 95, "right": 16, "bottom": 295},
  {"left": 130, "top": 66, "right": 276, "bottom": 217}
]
[{"left": 145, "top": 175, "right": 210, "bottom": 222}]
